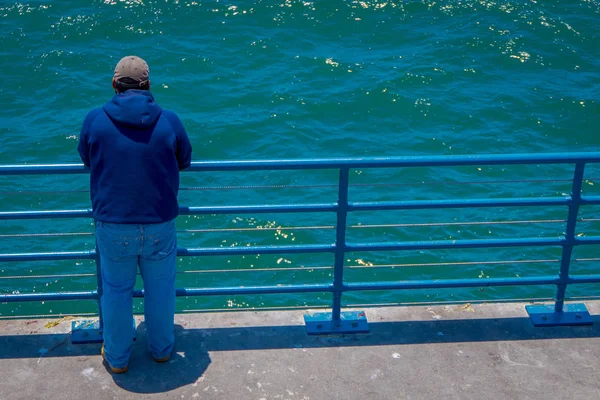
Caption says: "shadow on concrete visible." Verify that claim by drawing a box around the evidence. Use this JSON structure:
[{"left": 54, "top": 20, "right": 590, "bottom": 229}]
[
  {"left": 107, "top": 323, "right": 211, "bottom": 394},
  {"left": 0, "top": 323, "right": 211, "bottom": 394},
  {"left": 182, "top": 315, "right": 600, "bottom": 351},
  {"left": 2, "top": 315, "right": 600, "bottom": 358}
]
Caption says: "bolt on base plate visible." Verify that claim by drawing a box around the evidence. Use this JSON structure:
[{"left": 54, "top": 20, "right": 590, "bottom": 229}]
[
  {"left": 304, "top": 311, "right": 369, "bottom": 335},
  {"left": 71, "top": 317, "right": 137, "bottom": 344},
  {"left": 71, "top": 320, "right": 103, "bottom": 344},
  {"left": 526, "top": 303, "right": 593, "bottom": 327}
]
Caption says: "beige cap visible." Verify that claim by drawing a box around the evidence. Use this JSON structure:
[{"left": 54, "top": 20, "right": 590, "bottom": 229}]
[{"left": 113, "top": 55, "right": 149, "bottom": 83}]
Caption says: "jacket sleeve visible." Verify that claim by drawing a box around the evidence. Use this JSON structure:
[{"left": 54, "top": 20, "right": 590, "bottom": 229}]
[
  {"left": 77, "top": 110, "right": 98, "bottom": 168},
  {"left": 166, "top": 111, "right": 193, "bottom": 170}
]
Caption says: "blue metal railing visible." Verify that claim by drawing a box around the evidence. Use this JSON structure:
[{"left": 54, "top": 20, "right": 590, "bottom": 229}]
[{"left": 1, "top": 152, "right": 600, "bottom": 338}]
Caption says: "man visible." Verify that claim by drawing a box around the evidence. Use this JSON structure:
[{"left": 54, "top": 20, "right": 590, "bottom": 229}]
[{"left": 78, "top": 55, "right": 192, "bottom": 374}]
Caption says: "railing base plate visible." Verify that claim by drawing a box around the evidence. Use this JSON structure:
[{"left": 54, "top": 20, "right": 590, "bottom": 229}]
[
  {"left": 526, "top": 303, "right": 593, "bottom": 327},
  {"left": 71, "top": 318, "right": 137, "bottom": 344},
  {"left": 304, "top": 311, "right": 369, "bottom": 334},
  {"left": 71, "top": 320, "right": 103, "bottom": 344}
]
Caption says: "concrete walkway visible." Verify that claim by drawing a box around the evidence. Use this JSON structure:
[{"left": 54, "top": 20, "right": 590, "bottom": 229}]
[{"left": 2, "top": 302, "right": 600, "bottom": 400}]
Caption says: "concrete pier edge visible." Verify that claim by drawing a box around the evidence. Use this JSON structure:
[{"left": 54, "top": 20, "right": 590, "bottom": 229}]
[{"left": 2, "top": 301, "right": 600, "bottom": 399}]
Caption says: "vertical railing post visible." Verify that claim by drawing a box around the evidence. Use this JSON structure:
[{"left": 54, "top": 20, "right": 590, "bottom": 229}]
[
  {"left": 554, "top": 162, "right": 585, "bottom": 312},
  {"left": 331, "top": 167, "right": 350, "bottom": 323},
  {"left": 304, "top": 167, "right": 368, "bottom": 334},
  {"left": 526, "top": 162, "right": 593, "bottom": 326},
  {"left": 71, "top": 222, "right": 104, "bottom": 343}
]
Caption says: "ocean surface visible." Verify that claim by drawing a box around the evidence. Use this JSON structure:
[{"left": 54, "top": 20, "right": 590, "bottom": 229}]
[{"left": 1, "top": 0, "right": 599, "bottom": 318}]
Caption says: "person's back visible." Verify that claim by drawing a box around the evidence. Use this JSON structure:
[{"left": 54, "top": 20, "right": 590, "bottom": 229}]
[
  {"left": 79, "top": 66, "right": 191, "bottom": 223},
  {"left": 78, "top": 55, "right": 192, "bottom": 374}
]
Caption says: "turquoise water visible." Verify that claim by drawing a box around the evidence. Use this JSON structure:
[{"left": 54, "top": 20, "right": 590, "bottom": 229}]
[{"left": 1, "top": 0, "right": 599, "bottom": 317}]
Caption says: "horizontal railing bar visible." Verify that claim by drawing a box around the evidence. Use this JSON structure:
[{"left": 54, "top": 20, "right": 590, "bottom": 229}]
[
  {"left": 178, "top": 244, "right": 335, "bottom": 257},
  {"left": 180, "top": 266, "right": 332, "bottom": 274},
  {"left": 0, "top": 246, "right": 333, "bottom": 261},
  {"left": 170, "top": 276, "right": 599, "bottom": 297},
  {"left": 131, "top": 284, "right": 332, "bottom": 297},
  {"left": 1, "top": 200, "right": 598, "bottom": 223},
  {"left": 0, "top": 291, "right": 97, "bottom": 302},
  {"left": 344, "top": 276, "right": 558, "bottom": 291},
  {"left": 182, "top": 305, "right": 328, "bottom": 313},
  {"left": 181, "top": 184, "right": 340, "bottom": 190},
  {"left": 349, "top": 197, "right": 570, "bottom": 211},
  {"left": 0, "top": 165, "right": 89, "bottom": 175},
  {"left": 181, "top": 204, "right": 338, "bottom": 215},
  {"left": 0, "top": 204, "right": 336, "bottom": 220},
  {"left": 0, "top": 313, "right": 97, "bottom": 320},
  {"left": 181, "top": 226, "right": 335, "bottom": 233},
  {"left": 7, "top": 274, "right": 600, "bottom": 303},
  {"left": 178, "top": 178, "right": 581, "bottom": 191},
  {"left": 568, "top": 275, "right": 600, "bottom": 284},
  {"left": 0, "top": 232, "right": 94, "bottom": 238},
  {"left": 186, "top": 153, "right": 600, "bottom": 170},
  {"left": 3, "top": 276, "right": 600, "bottom": 303},
  {"left": 0, "top": 273, "right": 95, "bottom": 280},
  {"left": 2, "top": 153, "right": 600, "bottom": 176},
  {"left": 0, "top": 210, "right": 93, "bottom": 220},
  {"left": 575, "top": 237, "right": 600, "bottom": 245},
  {"left": 581, "top": 196, "right": 600, "bottom": 205},
  {"left": 0, "top": 189, "right": 88, "bottom": 194},
  {"left": 346, "top": 237, "right": 566, "bottom": 252},
  {"left": 350, "top": 219, "right": 568, "bottom": 228},
  {"left": 0, "top": 251, "right": 96, "bottom": 262},
  {"left": 3, "top": 237, "right": 598, "bottom": 263}
]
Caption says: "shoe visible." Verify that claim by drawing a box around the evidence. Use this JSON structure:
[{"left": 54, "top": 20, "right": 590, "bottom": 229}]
[
  {"left": 153, "top": 355, "right": 170, "bottom": 363},
  {"left": 101, "top": 344, "right": 128, "bottom": 374}
]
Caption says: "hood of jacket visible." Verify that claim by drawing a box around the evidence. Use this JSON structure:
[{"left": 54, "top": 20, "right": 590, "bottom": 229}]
[{"left": 103, "top": 90, "right": 162, "bottom": 128}]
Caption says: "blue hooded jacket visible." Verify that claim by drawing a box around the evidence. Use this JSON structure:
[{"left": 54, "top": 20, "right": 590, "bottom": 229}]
[{"left": 78, "top": 90, "right": 192, "bottom": 223}]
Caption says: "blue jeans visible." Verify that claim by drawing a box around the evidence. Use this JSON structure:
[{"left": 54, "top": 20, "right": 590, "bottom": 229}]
[{"left": 95, "top": 220, "right": 177, "bottom": 368}]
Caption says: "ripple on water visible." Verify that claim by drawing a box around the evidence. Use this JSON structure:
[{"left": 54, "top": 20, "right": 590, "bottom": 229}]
[{"left": 0, "top": 0, "right": 599, "bottom": 314}]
